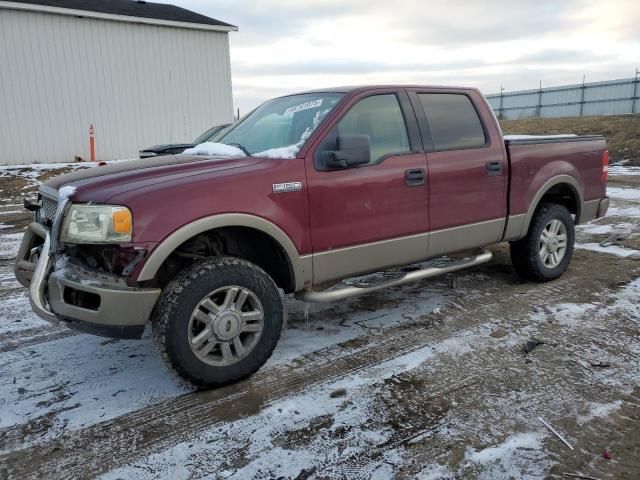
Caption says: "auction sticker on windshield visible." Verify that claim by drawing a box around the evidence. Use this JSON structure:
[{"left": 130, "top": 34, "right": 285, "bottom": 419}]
[{"left": 284, "top": 99, "right": 323, "bottom": 115}]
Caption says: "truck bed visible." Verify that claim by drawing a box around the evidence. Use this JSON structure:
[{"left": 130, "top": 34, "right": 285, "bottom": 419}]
[{"left": 505, "top": 134, "right": 607, "bottom": 221}]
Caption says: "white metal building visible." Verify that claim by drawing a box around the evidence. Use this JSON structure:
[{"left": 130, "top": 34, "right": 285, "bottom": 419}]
[{"left": 0, "top": 0, "right": 237, "bottom": 165}]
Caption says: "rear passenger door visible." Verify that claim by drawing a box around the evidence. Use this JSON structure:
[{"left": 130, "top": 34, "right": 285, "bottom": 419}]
[{"left": 408, "top": 89, "right": 508, "bottom": 256}]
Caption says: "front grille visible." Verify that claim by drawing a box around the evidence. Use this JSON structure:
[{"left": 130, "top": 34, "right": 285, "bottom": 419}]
[{"left": 40, "top": 194, "right": 59, "bottom": 223}]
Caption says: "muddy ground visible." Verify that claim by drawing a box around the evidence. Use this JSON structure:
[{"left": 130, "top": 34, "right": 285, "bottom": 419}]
[{"left": 0, "top": 165, "right": 639, "bottom": 479}]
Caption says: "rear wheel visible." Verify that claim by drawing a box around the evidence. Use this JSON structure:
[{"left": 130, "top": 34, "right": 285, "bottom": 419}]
[
  {"left": 152, "top": 257, "right": 283, "bottom": 388},
  {"left": 510, "top": 203, "right": 575, "bottom": 282}
]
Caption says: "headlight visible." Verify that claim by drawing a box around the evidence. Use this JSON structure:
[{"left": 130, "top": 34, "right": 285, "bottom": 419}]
[{"left": 60, "top": 205, "right": 132, "bottom": 244}]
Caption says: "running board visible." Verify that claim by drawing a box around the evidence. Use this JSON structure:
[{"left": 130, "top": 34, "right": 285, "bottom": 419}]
[{"left": 296, "top": 249, "right": 493, "bottom": 303}]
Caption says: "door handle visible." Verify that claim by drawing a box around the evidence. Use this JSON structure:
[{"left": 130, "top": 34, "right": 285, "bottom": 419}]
[
  {"left": 405, "top": 168, "right": 426, "bottom": 187},
  {"left": 486, "top": 160, "right": 502, "bottom": 176}
]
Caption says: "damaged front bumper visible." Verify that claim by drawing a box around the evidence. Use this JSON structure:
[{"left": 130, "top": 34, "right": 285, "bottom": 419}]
[{"left": 14, "top": 222, "right": 160, "bottom": 339}]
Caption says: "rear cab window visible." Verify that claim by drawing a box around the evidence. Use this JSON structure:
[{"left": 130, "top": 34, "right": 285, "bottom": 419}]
[{"left": 418, "top": 93, "right": 487, "bottom": 151}]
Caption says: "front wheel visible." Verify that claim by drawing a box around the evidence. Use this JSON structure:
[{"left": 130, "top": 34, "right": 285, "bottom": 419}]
[
  {"left": 152, "top": 257, "right": 283, "bottom": 388},
  {"left": 510, "top": 203, "right": 575, "bottom": 282}
]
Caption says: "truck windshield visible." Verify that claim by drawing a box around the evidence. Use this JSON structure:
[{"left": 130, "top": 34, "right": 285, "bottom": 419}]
[{"left": 213, "top": 93, "right": 344, "bottom": 158}]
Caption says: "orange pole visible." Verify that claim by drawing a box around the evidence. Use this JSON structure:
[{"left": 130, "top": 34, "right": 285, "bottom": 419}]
[{"left": 89, "top": 124, "right": 95, "bottom": 162}]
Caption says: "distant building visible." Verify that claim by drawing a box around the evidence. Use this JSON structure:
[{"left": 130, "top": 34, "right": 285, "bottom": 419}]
[{"left": 0, "top": 0, "right": 237, "bottom": 164}]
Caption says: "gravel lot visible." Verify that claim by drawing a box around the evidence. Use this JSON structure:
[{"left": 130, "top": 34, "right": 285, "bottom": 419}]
[{"left": 0, "top": 163, "right": 639, "bottom": 479}]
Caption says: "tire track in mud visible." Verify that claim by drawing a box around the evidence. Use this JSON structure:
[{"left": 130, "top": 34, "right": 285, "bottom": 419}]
[
  {"left": 0, "top": 327, "right": 76, "bottom": 353},
  {"left": 1, "top": 251, "right": 638, "bottom": 479}
]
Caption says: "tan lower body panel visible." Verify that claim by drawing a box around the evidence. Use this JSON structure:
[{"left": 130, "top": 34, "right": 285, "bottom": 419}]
[
  {"left": 581, "top": 199, "right": 600, "bottom": 223},
  {"left": 310, "top": 218, "right": 505, "bottom": 285},
  {"left": 503, "top": 213, "right": 527, "bottom": 241},
  {"left": 312, "top": 232, "right": 429, "bottom": 285},
  {"left": 427, "top": 218, "right": 505, "bottom": 258}
]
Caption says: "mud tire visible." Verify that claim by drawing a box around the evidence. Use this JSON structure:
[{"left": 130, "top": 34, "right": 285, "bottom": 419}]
[
  {"left": 510, "top": 203, "right": 575, "bottom": 282},
  {"left": 152, "top": 256, "right": 283, "bottom": 388}
]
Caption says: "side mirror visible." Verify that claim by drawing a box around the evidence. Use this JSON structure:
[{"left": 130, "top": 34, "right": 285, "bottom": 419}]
[{"left": 320, "top": 134, "right": 370, "bottom": 169}]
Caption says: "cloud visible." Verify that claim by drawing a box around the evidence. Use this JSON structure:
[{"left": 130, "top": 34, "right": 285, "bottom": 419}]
[{"left": 172, "top": 0, "right": 640, "bottom": 113}]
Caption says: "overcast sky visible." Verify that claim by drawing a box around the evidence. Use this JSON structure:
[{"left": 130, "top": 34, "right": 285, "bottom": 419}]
[{"left": 175, "top": 0, "right": 639, "bottom": 114}]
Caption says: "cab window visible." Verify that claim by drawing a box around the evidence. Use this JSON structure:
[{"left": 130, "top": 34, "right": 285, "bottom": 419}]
[
  {"left": 336, "top": 94, "right": 410, "bottom": 164},
  {"left": 418, "top": 93, "right": 486, "bottom": 151}
]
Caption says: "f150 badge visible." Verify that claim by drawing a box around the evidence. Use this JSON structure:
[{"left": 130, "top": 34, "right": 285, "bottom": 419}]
[{"left": 273, "top": 182, "right": 302, "bottom": 193}]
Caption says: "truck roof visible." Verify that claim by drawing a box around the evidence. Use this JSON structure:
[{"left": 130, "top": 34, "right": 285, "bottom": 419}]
[{"left": 287, "top": 85, "right": 481, "bottom": 96}]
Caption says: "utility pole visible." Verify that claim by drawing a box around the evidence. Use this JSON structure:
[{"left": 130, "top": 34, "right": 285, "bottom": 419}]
[
  {"left": 633, "top": 68, "right": 639, "bottom": 114},
  {"left": 536, "top": 80, "right": 543, "bottom": 118},
  {"left": 579, "top": 74, "right": 586, "bottom": 116},
  {"left": 499, "top": 85, "right": 505, "bottom": 120}
]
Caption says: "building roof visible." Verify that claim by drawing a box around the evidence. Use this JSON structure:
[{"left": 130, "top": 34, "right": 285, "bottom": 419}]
[{"left": 2, "top": 0, "right": 237, "bottom": 31}]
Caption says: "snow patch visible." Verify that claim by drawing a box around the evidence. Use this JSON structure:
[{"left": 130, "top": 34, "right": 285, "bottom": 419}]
[
  {"left": 462, "top": 432, "right": 551, "bottom": 479},
  {"left": 607, "top": 205, "right": 640, "bottom": 217},
  {"left": 608, "top": 277, "right": 640, "bottom": 323},
  {"left": 182, "top": 142, "right": 246, "bottom": 157},
  {"left": 465, "top": 432, "right": 543, "bottom": 465},
  {"left": 576, "top": 242, "right": 640, "bottom": 258},
  {"left": 254, "top": 144, "right": 300, "bottom": 159},
  {"left": 58, "top": 185, "right": 76, "bottom": 200},
  {"left": 415, "top": 464, "right": 456, "bottom": 479},
  {"left": 578, "top": 400, "right": 623, "bottom": 425},
  {"left": 529, "top": 302, "right": 595, "bottom": 327},
  {"left": 0, "top": 232, "right": 24, "bottom": 259},
  {"left": 577, "top": 223, "right": 615, "bottom": 235},
  {"left": 609, "top": 164, "right": 640, "bottom": 177},
  {"left": 0, "top": 330, "right": 190, "bottom": 434},
  {"left": 577, "top": 221, "right": 633, "bottom": 236},
  {"left": 606, "top": 186, "right": 640, "bottom": 201}
]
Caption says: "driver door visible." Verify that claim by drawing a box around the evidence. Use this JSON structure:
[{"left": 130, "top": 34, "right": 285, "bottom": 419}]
[{"left": 304, "top": 90, "right": 429, "bottom": 284}]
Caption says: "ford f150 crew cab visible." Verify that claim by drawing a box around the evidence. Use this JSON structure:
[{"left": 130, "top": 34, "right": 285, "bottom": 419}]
[{"left": 14, "top": 85, "right": 610, "bottom": 387}]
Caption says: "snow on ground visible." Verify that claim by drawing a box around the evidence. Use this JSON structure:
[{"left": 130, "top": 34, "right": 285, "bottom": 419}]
[
  {"left": 0, "top": 159, "right": 135, "bottom": 190},
  {"left": 0, "top": 286, "right": 448, "bottom": 447},
  {"left": 0, "top": 232, "right": 23, "bottom": 259},
  {"left": 99, "top": 321, "right": 520, "bottom": 480},
  {"left": 0, "top": 163, "right": 90, "bottom": 187},
  {"left": 575, "top": 242, "right": 640, "bottom": 257},
  {"left": 609, "top": 164, "right": 640, "bottom": 176},
  {"left": 0, "top": 331, "right": 190, "bottom": 435},
  {"left": 607, "top": 186, "right": 640, "bottom": 200},
  {"left": 577, "top": 222, "right": 631, "bottom": 235},
  {"left": 575, "top": 183, "right": 640, "bottom": 257},
  {"left": 528, "top": 302, "right": 597, "bottom": 327},
  {"left": 101, "top": 270, "right": 640, "bottom": 479},
  {"left": 464, "top": 432, "right": 545, "bottom": 472},
  {"left": 577, "top": 401, "right": 623, "bottom": 425},
  {"left": 0, "top": 162, "right": 84, "bottom": 172},
  {"left": 607, "top": 205, "right": 640, "bottom": 217}
]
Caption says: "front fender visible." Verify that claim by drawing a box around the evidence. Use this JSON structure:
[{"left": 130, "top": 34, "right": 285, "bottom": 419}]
[{"left": 136, "top": 213, "right": 312, "bottom": 291}]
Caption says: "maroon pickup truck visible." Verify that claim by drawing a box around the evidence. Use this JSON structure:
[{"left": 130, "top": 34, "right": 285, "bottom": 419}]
[{"left": 14, "top": 85, "right": 609, "bottom": 387}]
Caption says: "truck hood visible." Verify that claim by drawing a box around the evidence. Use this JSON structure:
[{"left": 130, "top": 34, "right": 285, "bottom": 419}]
[{"left": 44, "top": 154, "right": 264, "bottom": 203}]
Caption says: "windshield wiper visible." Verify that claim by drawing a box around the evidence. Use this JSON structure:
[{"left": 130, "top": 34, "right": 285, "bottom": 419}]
[{"left": 226, "top": 143, "right": 252, "bottom": 157}]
